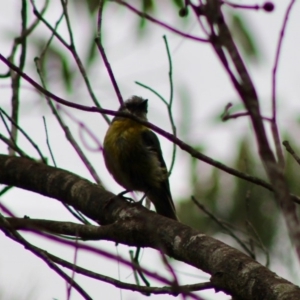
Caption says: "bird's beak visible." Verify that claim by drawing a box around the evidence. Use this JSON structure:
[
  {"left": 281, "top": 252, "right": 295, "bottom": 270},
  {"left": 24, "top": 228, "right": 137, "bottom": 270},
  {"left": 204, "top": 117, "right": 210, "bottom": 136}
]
[{"left": 141, "top": 99, "right": 148, "bottom": 108}]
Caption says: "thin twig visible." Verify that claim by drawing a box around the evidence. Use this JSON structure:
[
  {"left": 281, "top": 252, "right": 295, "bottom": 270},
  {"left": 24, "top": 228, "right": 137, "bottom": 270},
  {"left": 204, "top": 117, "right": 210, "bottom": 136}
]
[
  {"left": 0, "top": 201, "right": 16, "bottom": 218},
  {"left": 9, "top": 0, "right": 28, "bottom": 155},
  {"left": 192, "top": 196, "right": 255, "bottom": 258},
  {"left": 283, "top": 141, "right": 300, "bottom": 166},
  {"left": 271, "top": 0, "right": 296, "bottom": 169},
  {"left": 22, "top": 228, "right": 176, "bottom": 287},
  {"left": 245, "top": 218, "right": 270, "bottom": 267},
  {"left": 0, "top": 0, "right": 48, "bottom": 78},
  {"left": 190, "top": 0, "right": 300, "bottom": 260},
  {"left": 163, "top": 35, "right": 177, "bottom": 175},
  {"left": 60, "top": 0, "right": 74, "bottom": 45},
  {"left": 222, "top": 112, "right": 249, "bottom": 121},
  {"left": 222, "top": 1, "right": 271, "bottom": 11},
  {"left": 134, "top": 80, "right": 177, "bottom": 174},
  {"left": 34, "top": 58, "right": 92, "bottom": 225},
  {"left": 0, "top": 186, "right": 13, "bottom": 197},
  {"left": 160, "top": 251, "right": 180, "bottom": 291},
  {"left": 96, "top": 0, "right": 123, "bottom": 106},
  {"left": 0, "top": 108, "right": 16, "bottom": 151},
  {"left": 67, "top": 234, "right": 79, "bottom": 300},
  {"left": 40, "top": 12, "right": 64, "bottom": 60},
  {"left": 57, "top": 106, "right": 103, "bottom": 152},
  {"left": 0, "top": 108, "right": 46, "bottom": 163},
  {"left": 244, "top": 188, "right": 256, "bottom": 260},
  {"left": 2, "top": 54, "right": 300, "bottom": 205},
  {"left": 114, "top": 0, "right": 208, "bottom": 43},
  {"left": 20, "top": 0, "right": 49, "bottom": 39},
  {"left": 43, "top": 117, "right": 57, "bottom": 166},
  {"left": 34, "top": 57, "right": 102, "bottom": 186},
  {"left": 47, "top": 251, "right": 212, "bottom": 297},
  {"left": 0, "top": 213, "right": 92, "bottom": 300},
  {"left": 129, "top": 249, "right": 150, "bottom": 290},
  {"left": 31, "top": 0, "right": 110, "bottom": 124},
  {"left": 0, "top": 133, "right": 30, "bottom": 158}
]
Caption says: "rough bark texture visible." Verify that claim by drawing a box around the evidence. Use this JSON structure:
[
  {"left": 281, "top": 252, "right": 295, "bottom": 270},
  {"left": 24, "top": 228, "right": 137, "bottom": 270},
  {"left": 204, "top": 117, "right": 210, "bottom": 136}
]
[{"left": 0, "top": 155, "right": 299, "bottom": 299}]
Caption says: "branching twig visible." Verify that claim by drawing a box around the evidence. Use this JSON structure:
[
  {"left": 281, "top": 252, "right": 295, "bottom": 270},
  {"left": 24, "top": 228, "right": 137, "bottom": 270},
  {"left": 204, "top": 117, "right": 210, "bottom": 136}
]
[
  {"left": 188, "top": 0, "right": 300, "bottom": 260},
  {"left": 48, "top": 251, "right": 212, "bottom": 297},
  {"left": 0, "top": 108, "right": 46, "bottom": 162},
  {"left": 34, "top": 57, "right": 102, "bottom": 186},
  {"left": 129, "top": 249, "right": 150, "bottom": 290},
  {"left": 114, "top": 0, "right": 208, "bottom": 43},
  {"left": 283, "top": 140, "right": 300, "bottom": 166},
  {"left": 192, "top": 196, "right": 255, "bottom": 258},
  {"left": 271, "top": 0, "right": 296, "bottom": 169},
  {"left": 8, "top": 0, "right": 28, "bottom": 155},
  {"left": 35, "top": 59, "right": 93, "bottom": 225},
  {"left": 1, "top": 155, "right": 300, "bottom": 299},
  {"left": 57, "top": 106, "right": 103, "bottom": 152},
  {"left": 0, "top": 213, "right": 92, "bottom": 300},
  {"left": 1, "top": 53, "right": 300, "bottom": 206},
  {"left": 222, "top": 1, "right": 274, "bottom": 12},
  {"left": 30, "top": 0, "right": 110, "bottom": 124},
  {"left": 163, "top": 35, "right": 177, "bottom": 175},
  {"left": 0, "top": 133, "right": 30, "bottom": 158},
  {"left": 5, "top": 217, "right": 210, "bottom": 299}
]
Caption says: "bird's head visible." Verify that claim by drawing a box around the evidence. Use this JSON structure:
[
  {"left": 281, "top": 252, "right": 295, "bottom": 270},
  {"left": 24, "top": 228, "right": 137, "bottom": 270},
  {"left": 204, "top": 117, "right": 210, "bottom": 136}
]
[{"left": 118, "top": 96, "right": 148, "bottom": 120}]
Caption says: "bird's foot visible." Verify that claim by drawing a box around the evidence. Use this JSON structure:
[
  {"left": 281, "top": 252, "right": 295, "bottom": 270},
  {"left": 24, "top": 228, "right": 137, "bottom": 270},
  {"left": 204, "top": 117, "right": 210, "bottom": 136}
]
[
  {"left": 135, "top": 193, "right": 147, "bottom": 205},
  {"left": 118, "top": 190, "right": 135, "bottom": 203}
]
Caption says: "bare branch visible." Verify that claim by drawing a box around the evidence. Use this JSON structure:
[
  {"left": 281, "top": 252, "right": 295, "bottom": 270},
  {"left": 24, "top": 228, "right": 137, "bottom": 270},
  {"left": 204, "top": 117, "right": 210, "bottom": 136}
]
[
  {"left": 189, "top": 0, "right": 300, "bottom": 260},
  {"left": 271, "top": 0, "right": 296, "bottom": 168},
  {"left": 1, "top": 52, "right": 300, "bottom": 207},
  {"left": 30, "top": 0, "right": 110, "bottom": 124},
  {"left": 95, "top": 0, "right": 123, "bottom": 106},
  {"left": 0, "top": 213, "right": 92, "bottom": 300},
  {"left": 1, "top": 155, "right": 300, "bottom": 299},
  {"left": 283, "top": 140, "right": 300, "bottom": 166},
  {"left": 114, "top": 0, "right": 209, "bottom": 43}
]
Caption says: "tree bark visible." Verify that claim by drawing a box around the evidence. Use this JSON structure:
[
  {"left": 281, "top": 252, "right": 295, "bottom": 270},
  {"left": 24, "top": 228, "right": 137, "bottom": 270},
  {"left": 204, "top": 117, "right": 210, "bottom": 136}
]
[{"left": 0, "top": 155, "right": 299, "bottom": 299}]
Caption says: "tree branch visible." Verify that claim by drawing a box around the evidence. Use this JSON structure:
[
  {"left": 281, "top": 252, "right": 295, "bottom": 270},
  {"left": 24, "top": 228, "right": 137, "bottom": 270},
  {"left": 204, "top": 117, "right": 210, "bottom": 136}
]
[{"left": 0, "top": 155, "right": 299, "bottom": 300}]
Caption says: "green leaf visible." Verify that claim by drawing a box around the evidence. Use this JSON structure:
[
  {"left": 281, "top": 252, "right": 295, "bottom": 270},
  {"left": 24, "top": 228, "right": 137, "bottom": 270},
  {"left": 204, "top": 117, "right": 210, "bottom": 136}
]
[
  {"left": 172, "top": 0, "right": 184, "bottom": 8},
  {"left": 73, "top": 0, "right": 99, "bottom": 14},
  {"left": 60, "top": 55, "right": 73, "bottom": 92},
  {"left": 85, "top": 32, "right": 97, "bottom": 67},
  {"left": 229, "top": 13, "right": 259, "bottom": 60},
  {"left": 142, "top": 0, "right": 154, "bottom": 12}
]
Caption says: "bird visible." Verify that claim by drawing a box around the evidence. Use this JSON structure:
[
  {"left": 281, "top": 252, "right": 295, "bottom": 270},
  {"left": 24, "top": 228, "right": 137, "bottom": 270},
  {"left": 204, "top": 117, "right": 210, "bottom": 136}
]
[{"left": 103, "top": 96, "right": 177, "bottom": 220}]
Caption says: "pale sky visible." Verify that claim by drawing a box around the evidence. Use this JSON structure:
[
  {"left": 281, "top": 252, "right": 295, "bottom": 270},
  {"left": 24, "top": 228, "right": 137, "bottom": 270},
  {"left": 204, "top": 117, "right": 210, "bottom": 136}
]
[{"left": 0, "top": 1, "right": 300, "bottom": 299}]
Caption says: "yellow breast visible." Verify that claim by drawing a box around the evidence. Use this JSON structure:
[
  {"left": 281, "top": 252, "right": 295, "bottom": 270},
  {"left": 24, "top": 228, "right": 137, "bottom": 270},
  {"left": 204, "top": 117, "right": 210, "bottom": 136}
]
[{"left": 103, "top": 119, "right": 149, "bottom": 190}]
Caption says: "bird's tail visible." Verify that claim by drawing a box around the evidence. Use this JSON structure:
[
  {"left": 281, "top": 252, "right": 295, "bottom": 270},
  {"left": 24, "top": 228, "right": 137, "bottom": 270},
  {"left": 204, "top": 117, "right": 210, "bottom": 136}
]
[{"left": 148, "top": 187, "right": 178, "bottom": 221}]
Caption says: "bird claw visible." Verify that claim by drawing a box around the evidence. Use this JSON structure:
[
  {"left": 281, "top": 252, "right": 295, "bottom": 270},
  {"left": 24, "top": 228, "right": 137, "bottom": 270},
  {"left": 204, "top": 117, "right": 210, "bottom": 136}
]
[
  {"left": 136, "top": 193, "right": 147, "bottom": 205},
  {"left": 118, "top": 190, "right": 135, "bottom": 204},
  {"left": 117, "top": 191, "right": 148, "bottom": 206}
]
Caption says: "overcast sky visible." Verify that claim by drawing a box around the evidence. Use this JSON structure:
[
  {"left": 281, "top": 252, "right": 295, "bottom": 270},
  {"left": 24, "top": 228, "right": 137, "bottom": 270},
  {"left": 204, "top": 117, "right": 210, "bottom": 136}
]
[{"left": 0, "top": 1, "right": 300, "bottom": 299}]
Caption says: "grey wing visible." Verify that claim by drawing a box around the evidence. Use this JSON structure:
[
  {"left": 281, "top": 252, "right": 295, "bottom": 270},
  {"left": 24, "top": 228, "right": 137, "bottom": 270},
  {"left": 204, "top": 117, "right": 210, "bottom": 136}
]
[
  {"left": 141, "top": 129, "right": 177, "bottom": 220},
  {"left": 141, "top": 129, "right": 169, "bottom": 176}
]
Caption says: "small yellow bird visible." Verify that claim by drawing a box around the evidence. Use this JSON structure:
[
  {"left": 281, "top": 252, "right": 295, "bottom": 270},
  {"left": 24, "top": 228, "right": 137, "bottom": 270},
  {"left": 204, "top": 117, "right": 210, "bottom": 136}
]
[{"left": 103, "top": 96, "right": 177, "bottom": 220}]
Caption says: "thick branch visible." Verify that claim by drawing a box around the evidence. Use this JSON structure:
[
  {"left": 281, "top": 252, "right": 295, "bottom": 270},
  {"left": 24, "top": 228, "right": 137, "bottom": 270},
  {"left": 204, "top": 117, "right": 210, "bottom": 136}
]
[{"left": 0, "top": 155, "right": 299, "bottom": 299}]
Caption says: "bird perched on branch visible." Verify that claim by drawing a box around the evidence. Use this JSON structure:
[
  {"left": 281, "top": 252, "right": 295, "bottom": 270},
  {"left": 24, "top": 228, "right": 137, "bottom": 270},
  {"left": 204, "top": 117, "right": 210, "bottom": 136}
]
[{"left": 103, "top": 96, "right": 177, "bottom": 220}]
